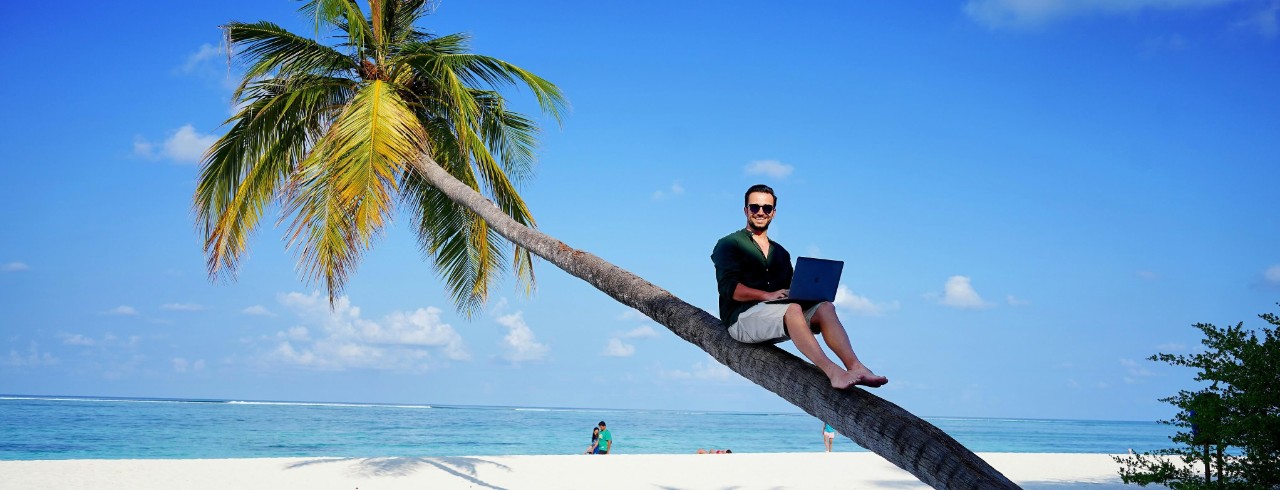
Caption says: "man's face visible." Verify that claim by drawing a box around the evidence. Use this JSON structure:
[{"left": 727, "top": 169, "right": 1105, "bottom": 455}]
[
  {"left": 744, "top": 192, "right": 776, "bottom": 232},
  {"left": 598, "top": 424, "right": 606, "bottom": 431}
]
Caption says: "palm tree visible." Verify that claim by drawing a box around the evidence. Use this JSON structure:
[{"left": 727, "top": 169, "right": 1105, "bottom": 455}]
[{"left": 195, "top": 1, "right": 1019, "bottom": 488}]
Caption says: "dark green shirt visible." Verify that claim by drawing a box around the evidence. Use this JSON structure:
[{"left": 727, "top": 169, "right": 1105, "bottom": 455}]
[{"left": 710, "top": 229, "right": 793, "bottom": 327}]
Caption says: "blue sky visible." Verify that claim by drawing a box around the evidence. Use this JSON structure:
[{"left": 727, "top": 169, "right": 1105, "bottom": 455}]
[{"left": 2, "top": 0, "right": 1277, "bottom": 422}]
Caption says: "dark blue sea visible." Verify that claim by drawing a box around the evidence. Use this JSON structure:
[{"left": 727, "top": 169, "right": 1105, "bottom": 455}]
[{"left": 0, "top": 395, "right": 1175, "bottom": 460}]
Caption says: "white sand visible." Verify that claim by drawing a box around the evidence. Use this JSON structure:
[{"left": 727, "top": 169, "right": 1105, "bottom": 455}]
[{"left": 0, "top": 452, "right": 1164, "bottom": 489}]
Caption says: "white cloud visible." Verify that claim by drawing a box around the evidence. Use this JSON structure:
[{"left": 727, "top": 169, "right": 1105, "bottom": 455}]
[
  {"left": 744, "top": 160, "right": 794, "bottom": 178},
  {"left": 241, "top": 305, "right": 273, "bottom": 316},
  {"left": 1006, "top": 295, "right": 1030, "bottom": 306},
  {"left": 162, "top": 125, "right": 218, "bottom": 163},
  {"left": 283, "top": 326, "right": 310, "bottom": 341},
  {"left": 965, "top": 0, "right": 1243, "bottom": 29},
  {"left": 1265, "top": 264, "right": 1280, "bottom": 284},
  {"left": 2, "top": 262, "right": 29, "bottom": 272},
  {"left": 1120, "top": 358, "right": 1156, "bottom": 384},
  {"left": 181, "top": 43, "right": 223, "bottom": 74},
  {"left": 265, "top": 291, "right": 470, "bottom": 371},
  {"left": 622, "top": 325, "right": 660, "bottom": 339},
  {"left": 936, "top": 276, "right": 992, "bottom": 309},
  {"left": 105, "top": 305, "right": 139, "bottom": 316},
  {"left": 134, "top": 124, "right": 218, "bottom": 164},
  {"left": 1235, "top": 1, "right": 1279, "bottom": 38},
  {"left": 5, "top": 342, "right": 57, "bottom": 367},
  {"left": 652, "top": 181, "right": 686, "bottom": 200},
  {"left": 496, "top": 311, "right": 549, "bottom": 362},
  {"left": 170, "top": 357, "right": 206, "bottom": 373},
  {"left": 602, "top": 338, "right": 635, "bottom": 357},
  {"left": 161, "top": 303, "right": 205, "bottom": 312},
  {"left": 1156, "top": 342, "right": 1186, "bottom": 352},
  {"left": 834, "top": 285, "right": 898, "bottom": 316},
  {"left": 662, "top": 358, "right": 736, "bottom": 381},
  {"left": 1135, "top": 270, "right": 1161, "bottom": 280},
  {"left": 60, "top": 333, "right": 96, "bottom": 346},
  {"left": 616, "top": 309, "right": 649, "bottom": 322}
]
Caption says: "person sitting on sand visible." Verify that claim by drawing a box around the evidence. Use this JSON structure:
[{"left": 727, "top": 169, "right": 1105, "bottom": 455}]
[
  {"left": 585, "top": 426, "right": 600, "bottom": 454},
  {"left": 711, "top": 184, "right": 888, "bottom": 389},
  {"left": 594, "top": 421, "right": 612, "bottom": 454},
  {"left": 697, "top": 448, "right": 732, "bottom": 454}
]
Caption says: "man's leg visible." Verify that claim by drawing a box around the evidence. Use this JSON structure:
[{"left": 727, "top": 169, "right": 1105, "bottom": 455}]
[
  {"left": 809, "top": 302, "right": 887, "bottom": 387},
  {"left": 783, "top": 304, "right": 866, "bottom": 388}
]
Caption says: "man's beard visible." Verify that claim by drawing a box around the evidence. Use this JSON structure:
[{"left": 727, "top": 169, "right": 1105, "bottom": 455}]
[{"left": 746, "top": 219, "right": 769, "bottom": 232}]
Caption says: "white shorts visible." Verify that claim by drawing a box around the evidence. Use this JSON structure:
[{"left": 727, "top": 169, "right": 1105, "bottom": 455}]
[{"left": 727, "top": 302, "right": 824, "bottom": 344}]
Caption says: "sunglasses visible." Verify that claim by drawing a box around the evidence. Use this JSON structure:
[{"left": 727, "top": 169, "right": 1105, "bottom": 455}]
[{"left": 747, "top": 204, "right": 775, "bottom": 214}]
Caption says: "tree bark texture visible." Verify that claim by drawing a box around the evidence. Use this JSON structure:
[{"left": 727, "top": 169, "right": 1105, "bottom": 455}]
[{"left": 413, "top": 156, "right": 1020, "bottom": 489}]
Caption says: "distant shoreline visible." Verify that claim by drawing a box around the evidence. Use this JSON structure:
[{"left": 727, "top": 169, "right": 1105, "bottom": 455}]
[
  {"left": 0, "top": 453, "right": 1157, "bottom": 489},
  {"left": 0, "top": 393, "right": 1159, "bottom": 423}
]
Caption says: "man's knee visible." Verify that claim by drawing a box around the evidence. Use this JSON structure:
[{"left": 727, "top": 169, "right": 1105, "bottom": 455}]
[
  {"left": 785, "top": 303, "right": 805, "bottom": 316},
  {"left": 814, "top": 301, "right": 837, "bottom": 319}
]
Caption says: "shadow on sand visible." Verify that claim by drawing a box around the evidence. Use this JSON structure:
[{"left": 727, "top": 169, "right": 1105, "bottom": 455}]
[{"left": 284, "top": 456, "right": 514, "bottom": 490}]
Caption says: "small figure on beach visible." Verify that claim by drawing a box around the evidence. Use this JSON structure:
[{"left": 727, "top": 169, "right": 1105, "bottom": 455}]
[
  {"left": 697, "top": 448, "right": 733, "bottom": 454},
  {"left": 585, "top": 426, "right": 600, "bottom": 454},
  {"left": 823, "top": 423, "right": 837, "bottom": 452},
  {"left": 711, "top": 184, "right": 888, "bottom": 389},
  {"left": 593, "top": 421, "right": 612, "bottom": 454}
]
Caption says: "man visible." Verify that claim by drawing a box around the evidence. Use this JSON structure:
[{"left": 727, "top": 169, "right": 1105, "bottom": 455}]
[
  {"left": 595, "top": 421, "right": 612, "bottom": 454},
  {"left": 711, "top": 184, "right": 888, "bottom": 389}
]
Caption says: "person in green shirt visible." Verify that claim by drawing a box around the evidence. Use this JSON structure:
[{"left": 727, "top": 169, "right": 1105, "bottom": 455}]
[
  {"left": 711, "top": 184, "right": 888, "bottom": 390},
  {"left": 594, "top": 421, "right": 612, "bottom": 454}
]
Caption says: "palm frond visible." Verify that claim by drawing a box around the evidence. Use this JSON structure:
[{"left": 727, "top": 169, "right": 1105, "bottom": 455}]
[
  {"left": 203, "top": 3, "right": 564, "bottom": 312},
  {"left": 473, "top": 90, "right": 539, "bottom": 184},
  {"left": 402, "top": 160, "right": 510, "bottom": 317},
  {"left": 282, "top": 79, "right": 424, "bottom": 300},
  {"left": 282, "top": 143, "right": 360, "bottom": 302},
  {"left": 398, "top": 40, "right": 567, "bottom": 123},
  {"left": 196, "top": 75, "right": 355, "bottom": 280},
  {"left": 388, "top": 0, "right": 434, "bottom": 44},
  {"left": 298, "top": 0, "right": 372, "bottom": 58},
  {"left": 224, "top": 21, "right": 357, "bottom": 97}
]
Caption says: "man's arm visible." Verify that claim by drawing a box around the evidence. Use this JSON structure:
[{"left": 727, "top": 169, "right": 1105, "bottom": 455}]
[
  {"left": 733, "top": 283, "right": 787, "bottom": 302},
  {"left": 606, "top": 438, "right": 612, "bottom": 453},
  {"left": 712, "top": 237, "right": 786, "bottom": 301}
]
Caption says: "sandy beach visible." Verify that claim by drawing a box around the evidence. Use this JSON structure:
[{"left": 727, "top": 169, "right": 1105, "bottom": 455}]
[{"left": 0, "top": 452, "right": 1163, "bottom": 489}]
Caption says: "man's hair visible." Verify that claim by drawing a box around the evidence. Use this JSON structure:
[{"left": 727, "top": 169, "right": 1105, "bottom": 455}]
[
  {"left": 744, "top": 184, "right": 776, "bottom": 207},
  {"left": 598, "top": 421, "right": 607, "bottom": 427}
]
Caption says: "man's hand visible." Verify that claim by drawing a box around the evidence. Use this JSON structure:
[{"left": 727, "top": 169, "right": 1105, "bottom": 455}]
[{"left": 764, "top": 289, "right": 789, "bottom": 301}]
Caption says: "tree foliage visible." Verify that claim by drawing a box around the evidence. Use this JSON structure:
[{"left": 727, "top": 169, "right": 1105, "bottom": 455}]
[
  {"left": 194, "top": 0, "right": 566, "bottom": 315},
  {"left": 1116, "top": 304, "right": 1280, "bottom": 489}
]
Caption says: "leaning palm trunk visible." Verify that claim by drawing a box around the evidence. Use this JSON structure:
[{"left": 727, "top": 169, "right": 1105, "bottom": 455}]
[{"left": 412, "top": 155, "right": 1019, "bottom": 489}]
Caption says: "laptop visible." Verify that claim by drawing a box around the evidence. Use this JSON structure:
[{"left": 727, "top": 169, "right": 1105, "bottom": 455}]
[{"left": 765, "top": 257, "right": 843, "bottom": 304}]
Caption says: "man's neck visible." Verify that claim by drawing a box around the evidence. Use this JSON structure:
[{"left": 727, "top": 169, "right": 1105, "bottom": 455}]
[{"left": 745, "top": 225, "right": 768, "bottom": 240}]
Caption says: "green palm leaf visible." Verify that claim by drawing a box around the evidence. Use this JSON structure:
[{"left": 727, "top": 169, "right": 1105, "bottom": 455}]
[
  {"left": 196, "top": 75, "right": 355, "bottom": 280},
  {"left": 224, "top": 21, "right": 357, "bottom": 96},
  {"left": 283, "top": 79, "right": 423, "bottom": 297},
  {"left": 198, "top": 0, "right": 566, "bottom": 309}
]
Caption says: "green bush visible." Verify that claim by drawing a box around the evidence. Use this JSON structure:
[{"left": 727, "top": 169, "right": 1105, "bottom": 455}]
[{"left": 1116, "top": 305, "right": 1279, "bottom": 489}]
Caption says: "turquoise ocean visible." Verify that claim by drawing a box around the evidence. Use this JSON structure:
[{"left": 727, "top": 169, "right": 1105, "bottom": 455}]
[{"left": 0, "top": 395, "right": 1174, "bottom": 460}]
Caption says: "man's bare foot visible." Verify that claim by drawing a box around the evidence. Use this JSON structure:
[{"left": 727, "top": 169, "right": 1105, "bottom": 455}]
[
  {"left": 848, "top": 367, "right": 888, "bottom": 388},
  {"left": 825, "top": 369, "right": 862, "bottom": 389}
]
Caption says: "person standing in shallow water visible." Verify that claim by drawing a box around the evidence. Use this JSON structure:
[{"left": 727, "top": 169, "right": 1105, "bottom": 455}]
[
  {"left": 823, "top": 423, "right": 837, "bottom": 452},
  {"left": 710, "top": 184, "right": 888, "bottom": 389}
]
